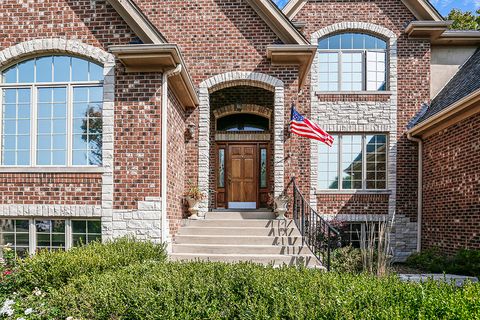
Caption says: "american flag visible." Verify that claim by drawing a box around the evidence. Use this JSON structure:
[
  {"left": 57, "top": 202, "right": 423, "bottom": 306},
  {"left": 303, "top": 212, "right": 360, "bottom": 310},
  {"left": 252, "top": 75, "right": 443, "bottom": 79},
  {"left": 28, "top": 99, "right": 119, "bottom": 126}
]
[{"left": 290, "top": 105, "right": 334, "bottom": 147}]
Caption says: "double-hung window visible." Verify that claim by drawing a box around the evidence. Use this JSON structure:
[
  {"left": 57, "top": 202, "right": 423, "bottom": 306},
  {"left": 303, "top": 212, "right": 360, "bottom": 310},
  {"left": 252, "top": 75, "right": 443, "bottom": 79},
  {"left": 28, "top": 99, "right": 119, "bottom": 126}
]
[
  {"left": 317, "top": 33, "right": 387, "bottom": 92},
  {"left": 0, "top": 55, "right": 103, "bottom": 167},
  {"left": 318, "top": 134, "right": 388, "bottom": 190}
]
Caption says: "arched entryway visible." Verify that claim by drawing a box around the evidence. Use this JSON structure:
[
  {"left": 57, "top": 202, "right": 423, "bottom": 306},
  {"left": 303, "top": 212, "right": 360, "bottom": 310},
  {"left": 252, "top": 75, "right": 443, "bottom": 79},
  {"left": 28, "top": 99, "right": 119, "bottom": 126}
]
[{"left": 198, "top": 72, "right": 285, "bottom": 213}]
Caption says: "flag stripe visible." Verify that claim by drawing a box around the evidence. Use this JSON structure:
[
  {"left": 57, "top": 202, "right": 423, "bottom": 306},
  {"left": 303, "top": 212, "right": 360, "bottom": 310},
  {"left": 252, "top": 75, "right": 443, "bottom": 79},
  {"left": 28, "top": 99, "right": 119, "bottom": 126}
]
[{"left": 289, "top": 106, "right": 334, "bottom": 147}]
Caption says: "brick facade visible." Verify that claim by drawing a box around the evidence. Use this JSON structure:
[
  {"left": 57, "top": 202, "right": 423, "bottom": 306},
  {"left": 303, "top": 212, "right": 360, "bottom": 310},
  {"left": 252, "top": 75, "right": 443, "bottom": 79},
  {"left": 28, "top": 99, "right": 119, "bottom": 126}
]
[
  {"left": 422, "top": 112, "right": 480, "bottom": 254},
  {"left": 0, "top": 0, "right": 473, "bottom": 259}
]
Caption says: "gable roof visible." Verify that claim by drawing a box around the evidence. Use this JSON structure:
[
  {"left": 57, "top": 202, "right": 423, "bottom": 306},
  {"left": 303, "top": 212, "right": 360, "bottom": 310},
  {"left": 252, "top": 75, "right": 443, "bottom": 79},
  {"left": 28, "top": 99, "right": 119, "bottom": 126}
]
[
  {"left": 107, "top": 0, "right": 167, "bottom": 44},
  {"left": 246, "top": 0, "right": 309, "bottom": 44},
  {"left": 417, "top": 48, "right": 480, "bottom": 123},
  {"left": 282, "top": 0, "right": 443, "bottom": 21}
]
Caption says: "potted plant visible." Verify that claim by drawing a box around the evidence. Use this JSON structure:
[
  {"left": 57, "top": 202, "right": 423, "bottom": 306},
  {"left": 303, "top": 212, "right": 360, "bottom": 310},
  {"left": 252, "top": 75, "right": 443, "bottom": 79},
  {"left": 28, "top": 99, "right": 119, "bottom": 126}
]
[
  {"left": 269, "top": 193, "right": 290, "bottom": 220},
  {"left": 185, "top": 184, "right": 206, "bottom": 220}
]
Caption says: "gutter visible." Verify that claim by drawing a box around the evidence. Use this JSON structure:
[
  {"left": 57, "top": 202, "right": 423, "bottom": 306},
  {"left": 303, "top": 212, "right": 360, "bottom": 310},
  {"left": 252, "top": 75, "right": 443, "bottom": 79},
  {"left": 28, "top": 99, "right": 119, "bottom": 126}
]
[
  {"left": 406, "top": 133, "right": 423, "bottom": 253},
  {"left": 161, "top": 64, "right": 182, "bottom": 247}
]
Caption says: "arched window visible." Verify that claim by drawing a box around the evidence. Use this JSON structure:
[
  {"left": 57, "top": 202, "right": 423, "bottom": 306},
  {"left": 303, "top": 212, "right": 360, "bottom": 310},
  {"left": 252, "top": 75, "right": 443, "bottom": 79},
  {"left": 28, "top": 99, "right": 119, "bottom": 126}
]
[
  {"left": 317, "top": 33, "right": 387, "bottom": 92},
  {"left": 216, "top": 114, "right": 269, "bottom": 132},
  {"left": 0, "top": 55, "right": 103, "bottom": 166}
]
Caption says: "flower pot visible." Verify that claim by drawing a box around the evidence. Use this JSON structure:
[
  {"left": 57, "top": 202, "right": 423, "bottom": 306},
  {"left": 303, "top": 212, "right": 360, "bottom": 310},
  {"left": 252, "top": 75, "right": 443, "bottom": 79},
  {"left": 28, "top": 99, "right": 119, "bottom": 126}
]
[
  {"left": 186, "top": 196, "right": 201, "bottom": 220},
  {"left": 274, "top": 196, "right": 289, "bottom": 220}
]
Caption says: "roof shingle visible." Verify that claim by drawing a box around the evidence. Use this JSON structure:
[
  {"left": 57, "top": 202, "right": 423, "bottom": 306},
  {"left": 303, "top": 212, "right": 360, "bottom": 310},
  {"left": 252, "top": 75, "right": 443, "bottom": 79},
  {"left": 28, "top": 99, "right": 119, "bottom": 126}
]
[{"left": 417, "top": 48, "right": 480, "bottom": 123}]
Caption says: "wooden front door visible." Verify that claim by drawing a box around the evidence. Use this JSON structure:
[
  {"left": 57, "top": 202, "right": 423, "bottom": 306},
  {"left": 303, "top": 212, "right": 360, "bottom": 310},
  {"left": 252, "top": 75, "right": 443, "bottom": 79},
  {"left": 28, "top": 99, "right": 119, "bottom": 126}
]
[{"left": 228, "top": 144, "right": 257, "bottom": 209}]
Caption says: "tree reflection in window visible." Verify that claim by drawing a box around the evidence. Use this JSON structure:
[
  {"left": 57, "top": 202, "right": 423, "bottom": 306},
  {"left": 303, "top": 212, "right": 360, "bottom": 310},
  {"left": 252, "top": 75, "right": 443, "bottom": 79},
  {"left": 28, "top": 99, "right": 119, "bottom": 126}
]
[{"left": 217, "top": 114, "right": 269, "bottom": 132}]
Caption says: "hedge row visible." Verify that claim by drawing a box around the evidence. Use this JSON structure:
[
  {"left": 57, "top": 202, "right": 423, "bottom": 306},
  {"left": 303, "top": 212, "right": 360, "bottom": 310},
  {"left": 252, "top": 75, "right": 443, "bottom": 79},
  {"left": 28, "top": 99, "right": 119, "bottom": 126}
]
[{"left": 1, "top": 240, "right": 479, "bottom": 319}]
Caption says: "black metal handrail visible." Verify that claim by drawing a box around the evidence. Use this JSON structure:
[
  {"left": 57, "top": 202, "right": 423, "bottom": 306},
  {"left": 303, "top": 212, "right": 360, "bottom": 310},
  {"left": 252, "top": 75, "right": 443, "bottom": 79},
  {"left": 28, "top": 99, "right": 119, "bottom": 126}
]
[{"left": 292, "top": 178, "right": 341, "bottom": 271}]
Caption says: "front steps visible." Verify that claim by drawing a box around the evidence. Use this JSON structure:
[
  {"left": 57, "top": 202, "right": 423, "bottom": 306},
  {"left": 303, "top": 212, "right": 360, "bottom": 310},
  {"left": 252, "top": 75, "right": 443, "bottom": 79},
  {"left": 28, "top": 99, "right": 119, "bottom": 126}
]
[{"left": 169, "top": 210, "right": 323, "bottom": 268}]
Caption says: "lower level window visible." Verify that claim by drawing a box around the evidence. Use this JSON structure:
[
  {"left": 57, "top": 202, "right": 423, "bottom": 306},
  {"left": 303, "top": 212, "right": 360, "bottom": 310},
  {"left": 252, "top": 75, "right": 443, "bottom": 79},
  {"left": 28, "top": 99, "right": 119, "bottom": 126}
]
[
  {"left": 0, "top": 219, "right": 29, "bottom": 257},
  {"left": 72, "top": 220, "right": 101, "bottom": 246},
  {"left": 36, "top": 220, "right": 66, "bottom": 250},
  {"left": 0, "top": 218, "right": 101, "bottom": 256},
  {"left": 318, "top": 134, "right": 387, "bottom": 190},
  {"left": 339, "top": 222, "right": 380, "bottom": 248}
]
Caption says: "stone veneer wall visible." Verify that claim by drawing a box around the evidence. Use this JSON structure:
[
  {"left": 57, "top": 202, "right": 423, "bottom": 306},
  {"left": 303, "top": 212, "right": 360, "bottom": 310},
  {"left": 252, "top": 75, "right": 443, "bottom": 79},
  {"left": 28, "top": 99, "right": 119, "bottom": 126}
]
[{"left": 306, "top": 21, "right": 416, "bottom": 261}]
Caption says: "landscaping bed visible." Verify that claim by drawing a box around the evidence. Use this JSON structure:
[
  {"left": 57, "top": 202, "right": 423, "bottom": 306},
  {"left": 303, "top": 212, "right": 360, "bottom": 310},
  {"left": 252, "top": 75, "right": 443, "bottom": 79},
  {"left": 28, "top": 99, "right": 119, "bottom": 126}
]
[{"left": 1, "top": 239, "right": 480, "bottom": 319}]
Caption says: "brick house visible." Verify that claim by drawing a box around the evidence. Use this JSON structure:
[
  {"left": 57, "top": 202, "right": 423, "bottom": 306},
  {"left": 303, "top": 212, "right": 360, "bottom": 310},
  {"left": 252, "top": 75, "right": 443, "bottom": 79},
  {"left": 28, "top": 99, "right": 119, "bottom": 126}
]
[{"left": 0, "top": 0, "right": 478, "bottom": 263}]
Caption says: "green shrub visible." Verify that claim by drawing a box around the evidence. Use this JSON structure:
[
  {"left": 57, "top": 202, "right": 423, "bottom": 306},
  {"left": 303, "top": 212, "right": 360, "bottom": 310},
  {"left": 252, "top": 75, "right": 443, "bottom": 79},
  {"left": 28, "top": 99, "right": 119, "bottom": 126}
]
[
  {"left": 407, "top": 248, "right": 480, "bottom": 277},
  {"left": 10, "top": 237, "right": 166, "bottom": 293},
  {"left": 330, "top": 246, "right": 363, "bottom": 274},
  {"left": 29, "top": 261, "right": 480, "bottom": 319}
]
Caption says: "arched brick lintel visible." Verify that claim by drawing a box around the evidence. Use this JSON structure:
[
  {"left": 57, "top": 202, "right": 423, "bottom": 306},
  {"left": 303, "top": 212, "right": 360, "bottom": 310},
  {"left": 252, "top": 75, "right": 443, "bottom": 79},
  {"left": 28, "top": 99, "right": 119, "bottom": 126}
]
[
  {"left": 310, "top": 22, "right": 397, "bottom": 45},
  {"left": 0, "top": 38, "right": 115, "bottom": 68}
]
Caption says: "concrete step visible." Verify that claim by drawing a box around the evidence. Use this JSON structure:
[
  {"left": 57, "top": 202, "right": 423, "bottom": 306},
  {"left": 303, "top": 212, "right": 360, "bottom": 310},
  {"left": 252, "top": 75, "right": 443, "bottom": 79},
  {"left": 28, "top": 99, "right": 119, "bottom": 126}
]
[
  {"left": 177, "top": 226, "right": 301, "bottom": 236},
  {"left": 174, "top": 235, "right": 302, "bottom": 246},
  {"left": 172, "top": 244, "right": 309, "bottom": 255},
  {"left": 183, "top": 219, "right": 295, "bottom": 228},
  {"left": 169, "top": 253, "right": 322, "bottom": 268},
  {"left": 206, "top": 211, "right": 276, "bottom": 220}
]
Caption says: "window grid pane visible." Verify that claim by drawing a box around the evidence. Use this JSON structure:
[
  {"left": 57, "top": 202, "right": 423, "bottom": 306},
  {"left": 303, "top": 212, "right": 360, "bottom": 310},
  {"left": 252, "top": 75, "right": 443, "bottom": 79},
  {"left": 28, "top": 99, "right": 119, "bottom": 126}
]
[
  {"left": 341, "top": 52, "right": 363, "bottom": 91},
  {"left": 318, "top": 135, "right": 339, "bottom": 189},
  {"left": 318, "top": 53, "right": 339, "bottom": 92},
  {"left": 318, "top": 134, "right": 387, "bottom": 190},
  {"left": 341, "top": 135, "right": 363, "bottom": 190},
  {"left": 72, "top": 220, "right": 101, "bottom": 247},
  {"left": 365, "top": 135, "right": 387, "bottom": 189},
  {"left": 0, "top": 219, "right": 30, "bottom": 257},
  {"left": 2, "top": 88, "right": 31, "bottom": 165},
  {"left": 36, "top": 87, "right": 67, "bottom": 166},
  {"left": 366, "top": 51, "right": 386, "bottom": 91},
  {"left": 72, "top": 86, "right": 103, "bottom": 166},
  {"left": 35, "top": 220, "right": 65, "bottom": 250}
]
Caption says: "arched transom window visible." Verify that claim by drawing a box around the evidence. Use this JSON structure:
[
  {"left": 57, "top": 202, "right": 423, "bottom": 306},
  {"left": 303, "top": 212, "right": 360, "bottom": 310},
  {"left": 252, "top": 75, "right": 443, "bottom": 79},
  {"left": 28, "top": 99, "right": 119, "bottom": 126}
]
[
  {"left": 317, "top": 33, "right": 387, "bottom": 92},
  {"left": 0, "top": 55, "right": 103, "bottom": 166}
]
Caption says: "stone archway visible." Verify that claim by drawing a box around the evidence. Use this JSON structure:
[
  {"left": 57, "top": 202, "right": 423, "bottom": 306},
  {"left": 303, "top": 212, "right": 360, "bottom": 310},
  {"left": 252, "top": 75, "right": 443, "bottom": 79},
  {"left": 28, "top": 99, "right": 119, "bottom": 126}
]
[{"left": 198, "top": 72, "right": 285, "bottom": 213}]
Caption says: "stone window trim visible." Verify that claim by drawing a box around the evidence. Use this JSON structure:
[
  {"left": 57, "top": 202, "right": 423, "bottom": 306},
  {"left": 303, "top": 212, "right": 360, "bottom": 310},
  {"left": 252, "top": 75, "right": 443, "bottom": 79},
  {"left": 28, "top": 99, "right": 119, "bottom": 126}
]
[
  {"left": 310, "top": 23, "right": 398, "bottom": 217},
  {"left": 198, "top": 72, "right": 284, "bottom": 213},
  {"left": 0, "top": 39, "right": 115, "bottom": 240}
]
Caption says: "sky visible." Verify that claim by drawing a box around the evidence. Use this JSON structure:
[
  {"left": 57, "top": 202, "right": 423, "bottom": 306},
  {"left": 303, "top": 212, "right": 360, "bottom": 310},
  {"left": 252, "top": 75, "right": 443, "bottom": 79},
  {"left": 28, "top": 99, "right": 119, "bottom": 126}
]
[{"left": 273, "top": 0, "right": 479, "bottom": 16}]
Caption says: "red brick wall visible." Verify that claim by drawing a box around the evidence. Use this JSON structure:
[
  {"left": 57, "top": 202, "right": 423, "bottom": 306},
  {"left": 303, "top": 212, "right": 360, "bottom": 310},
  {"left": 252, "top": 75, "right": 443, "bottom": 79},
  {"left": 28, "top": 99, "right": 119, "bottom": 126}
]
[
  {"left": 422, "top": 112, "right": 480, "bottom": 254},
  {"left": 0, "top": 0, "right": 137, "bottom": 206},
  {"left": 295, "top": 0, "right": 430, "bottom": 218},
  {"left": 137, "top": 0, "right": 308, "bottom": 203},
  {"left": 113, "top": 70, "right": 163, "bottom": 209},
  {"left": 167, "top": 89, "right": 187, "bottom": 235},
  {"left": 0, "top": 173, "right": 101, "bottom": 205},
  {"left": 316, "top": 194, "right": 389, "bottom": 216}
]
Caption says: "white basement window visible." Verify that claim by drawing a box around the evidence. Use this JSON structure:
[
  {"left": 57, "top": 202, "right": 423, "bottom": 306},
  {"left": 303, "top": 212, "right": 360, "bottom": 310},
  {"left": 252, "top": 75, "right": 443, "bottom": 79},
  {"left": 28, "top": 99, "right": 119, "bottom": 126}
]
[
  {"left": 0, "top": 55, "right": 103, "bottom": 167},
  {"left": 0, "top": 218, "right": 101, "bottom": 257}
]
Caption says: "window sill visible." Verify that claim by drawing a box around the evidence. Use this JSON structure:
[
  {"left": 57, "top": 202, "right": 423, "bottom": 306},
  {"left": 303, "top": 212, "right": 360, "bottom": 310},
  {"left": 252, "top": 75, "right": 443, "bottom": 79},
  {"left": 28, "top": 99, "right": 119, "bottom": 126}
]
[
  {"left": 0, "top": 167, "right": 104, "bottom": 173},
  {"left": 315, "top": 189, "right": 392, "bottom": 195}
]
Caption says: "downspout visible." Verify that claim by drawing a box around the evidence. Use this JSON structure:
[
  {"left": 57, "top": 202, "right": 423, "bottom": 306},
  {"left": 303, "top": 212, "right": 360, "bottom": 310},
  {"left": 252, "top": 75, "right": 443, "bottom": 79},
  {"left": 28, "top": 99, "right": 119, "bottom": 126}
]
[
  {"left": 161, "top": 64, "right": 182, "bottom": 246},
  {"left": 407, "top": 133, "right": 423, "bottom": 252}
]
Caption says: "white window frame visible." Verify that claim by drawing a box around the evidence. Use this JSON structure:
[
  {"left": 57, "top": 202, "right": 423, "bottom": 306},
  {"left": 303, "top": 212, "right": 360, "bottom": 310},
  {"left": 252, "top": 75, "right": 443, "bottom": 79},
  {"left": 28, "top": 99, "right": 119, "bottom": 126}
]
[
  {"left": 0, "top": 57, "right": 104, "bottom": 168},
  {"left": 0, "top": 218, "right": 101, "bottom": 255},
  {"left": 316, "top": 35, "right": 388, "bottom": 92},
  {"left": 317, "top": 133, "right": 389, "bottom": 191}
]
